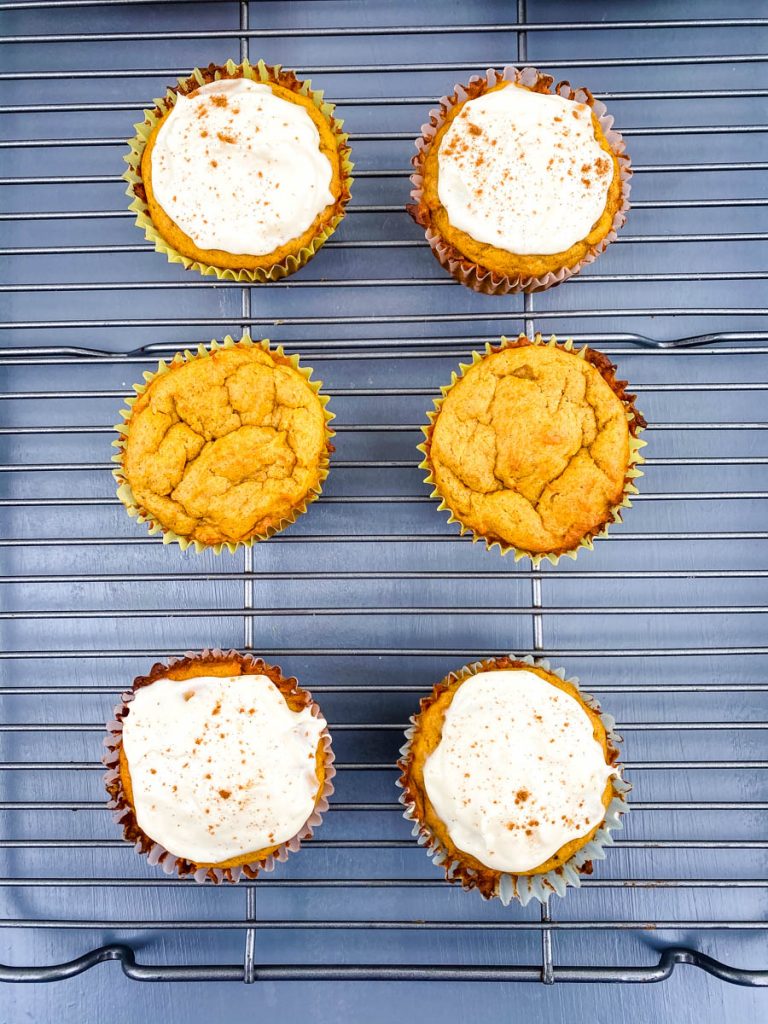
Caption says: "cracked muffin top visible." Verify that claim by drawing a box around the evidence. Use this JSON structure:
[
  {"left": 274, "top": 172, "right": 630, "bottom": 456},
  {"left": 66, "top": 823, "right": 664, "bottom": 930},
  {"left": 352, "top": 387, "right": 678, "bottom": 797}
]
[
  {"left": 425, "top": 338, "right": 641, "bottom": 557},
  {"left": 119, "top": 342, "right": 330, "bottom": 547}
]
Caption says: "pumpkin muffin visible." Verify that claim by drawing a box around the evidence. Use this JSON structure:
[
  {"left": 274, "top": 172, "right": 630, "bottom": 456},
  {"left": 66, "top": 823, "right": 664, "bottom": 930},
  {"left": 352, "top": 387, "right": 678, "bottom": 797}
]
[
  {"left": 398, "top": 656, "right": 628, "bottom": 904},
  {"left": 408, "top": 66, "right": 631, "bottom": 294},
  {"left": 420, "top": 334, "right": 645, "bottom": 563},
  {"left": 113, "top": 335, "right": 333, "bottom": 552},
  {"left": 126, "top": 59, "right": 353, "bottom": 280},
  {"left": 104, "top": 651, "right": 334, "bottom": 882}
]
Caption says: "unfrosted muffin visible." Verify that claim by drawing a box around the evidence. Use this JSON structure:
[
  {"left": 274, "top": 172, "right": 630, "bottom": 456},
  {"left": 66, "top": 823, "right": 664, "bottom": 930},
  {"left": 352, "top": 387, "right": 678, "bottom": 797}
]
[
  {"left": 104, "top": 651, "right": 334, "bottom": 882},
  {"left": 398, "top": 657, "right": 627, "bottom": 903},
  {"left": 128, "top": 61, "right": 352, "bottom": 280},
  {"left": 420, "top": 334, "right": 645, "bottom": 562},
  {"left": 408, "top": 66, "right": 630, "bottom": 293},
  {"left": 114, "top": 335, "right": 333, "bottom": 552}
]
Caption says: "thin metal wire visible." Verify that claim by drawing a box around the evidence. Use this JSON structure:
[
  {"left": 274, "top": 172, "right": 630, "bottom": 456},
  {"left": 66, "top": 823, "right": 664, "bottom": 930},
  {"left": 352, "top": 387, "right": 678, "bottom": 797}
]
[
  {"left": 1, "top": 724, "right": 764, "bottom": 735},
  {"left": 0, "top": 918, "right": 764, "bottom": 932},
  {"left": 6, "top": 378, "right": 766, "bottom": 396},
  {"left": 4, "top": 89, "right": 768, "bottom": 114},
  {"left": 2, "top": 233, "right": 767, "bottom": 262},
  {"left": 0, "top": 416, "right": 766, "bottom": 433},
  {"left": 2, "top": 837, "right": 765, "bottom": 851},
  {"left": 0, "top": 877, "right": 765, "bottom": 889},
  {"left": 2, "top": 456, "right": 768, "bottom": 472},
  {"left": 2, "top": 159, "right": 768, "bottom": 182},
  {"left": 518, "top": 3, "right": 555, "bottom": 981},
  {"left": 1, "top": 946, "right": 766, "bottom": 984},
  {"left": 0, "top": 569, "right": 766, "bottom": 582},
  {"left": 7, "top": 602, "right": 768, "bottom": 618},
  {"left": 3, "top": 55, "right": 768, "bottom": 80},
  {"left": 2, "top": 683, "right": 767, "bottom": 696},
  {"left": 0, "top": 645, "right": 764, "bottom": 658},
  {"left": 3, "top": 267, "right": 768, "bottom": 288},
  {"left": 3, "top": 307, "right": 768, "bottom": 333},
  {"left": 3, "top": 799, "right": 764, "bottom": 810},
  {"left": 4, "top": 16, "right": 768, "bottom": 37},
  {"left": 2, "top": 335, "right": 768, "bottom": 360},
  {"left": 5, "top": 604, "right": 768, "bottom": 620},
  {"left": 1, "top": 122, "right": 766, "bottom": 150},
  {"left": 236, "top": 7, "right": 258, "bottom": 982},
  {"left": 2, "top": 759, "right": 766, "bottom": 771}
]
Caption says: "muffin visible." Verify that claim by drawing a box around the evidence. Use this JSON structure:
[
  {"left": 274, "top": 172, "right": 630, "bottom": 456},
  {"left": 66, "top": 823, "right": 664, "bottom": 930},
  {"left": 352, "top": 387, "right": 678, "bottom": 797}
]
[
  {"left": 113, "top": 334, "right": 333, "bottom": 553},
  {"left": 419, "top": 334, "right": 646, "bottom": 564},
  {"left": 125, "top": 59, "right": 353, "bottom": 281},
  {"left": 398, "top": 656, "right": 629, "bottom": 904},
  {"left": 104, "top": 650, "right": 334, "bottom": 882},
  {"left": 408, "top": 66, "right": 631, "bottom": 294}
]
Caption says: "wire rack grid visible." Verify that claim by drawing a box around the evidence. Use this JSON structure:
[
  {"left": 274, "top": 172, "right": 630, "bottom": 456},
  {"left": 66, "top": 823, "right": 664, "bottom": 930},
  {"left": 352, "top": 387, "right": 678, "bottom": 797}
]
[{"left": 0, "top": 0, "right": 767, "bottom": 987}]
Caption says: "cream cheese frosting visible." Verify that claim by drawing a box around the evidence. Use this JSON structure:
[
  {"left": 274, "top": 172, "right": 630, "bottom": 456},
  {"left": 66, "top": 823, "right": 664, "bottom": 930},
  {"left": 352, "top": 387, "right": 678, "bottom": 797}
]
[
  {"left": 121, "top": 673, "right": 326, "bottom": 863},
  {"left": 150, "top": 78, "right": 335, "bottom": 255},
  {"left": 422, "top": 670, "right": 616, "bottom": 873},
  {"left": 437, "top": 84, "right": 613, "bottom": 255}
]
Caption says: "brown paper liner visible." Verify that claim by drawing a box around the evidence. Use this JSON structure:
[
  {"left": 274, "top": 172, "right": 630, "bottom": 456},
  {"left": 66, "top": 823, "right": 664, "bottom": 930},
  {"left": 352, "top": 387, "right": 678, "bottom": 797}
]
[
  {"left": 418, "top": 333, "right": 647, "bottom": 566},
  {"left": 407, "top": 66, "right": 632, "bottom": 294},
  {"left": 124, "top": 58, "right": 354, "bottom": 282},
  {"left": 103, "top": 649, "right": 335, "bottom": 883},
  {"left": 397, "top": 655, "right": 630, "bottom": 905}
]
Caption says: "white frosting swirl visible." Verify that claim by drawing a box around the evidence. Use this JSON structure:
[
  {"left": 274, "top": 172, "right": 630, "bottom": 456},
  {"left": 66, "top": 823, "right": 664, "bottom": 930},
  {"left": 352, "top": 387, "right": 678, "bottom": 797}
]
[
  {"left": 437, "top": 84, "right": 613, "bottom": 255},
  {"left": 150, "top": 78, "right": 335, "bottom": 255},
  {"left": 121, "top": 673, "right": 326, "bottom": 863},
  {"left": 422, "top": 670, "right": 616, "bottom": 873}
]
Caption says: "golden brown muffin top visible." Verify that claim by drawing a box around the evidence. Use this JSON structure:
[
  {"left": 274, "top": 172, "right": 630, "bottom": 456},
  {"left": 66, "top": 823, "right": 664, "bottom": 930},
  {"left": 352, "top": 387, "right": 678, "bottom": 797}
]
[
  {"left": 121, "top": 344, "right": 328, "bottom": 547},
  {"left": 426, "top": 339, "right": 638, "bottom": 556}
]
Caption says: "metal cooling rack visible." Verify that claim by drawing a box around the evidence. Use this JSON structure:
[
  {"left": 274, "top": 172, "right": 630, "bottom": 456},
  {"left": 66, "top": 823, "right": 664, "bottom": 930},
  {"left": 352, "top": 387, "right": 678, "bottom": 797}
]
[{"left": 0, "top": 0, "right": 767, "bottom": 987}]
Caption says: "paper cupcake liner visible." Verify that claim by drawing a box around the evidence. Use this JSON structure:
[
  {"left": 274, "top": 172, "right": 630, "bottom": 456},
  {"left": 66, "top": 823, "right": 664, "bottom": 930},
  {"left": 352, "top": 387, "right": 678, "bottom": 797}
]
[
  {"left": 112, "top": 332, "right": 335, "bottom": 554},
  {"left": 397, "top": 654, "right": 630, "bottom": 906},
  {"left": 103, "top": 649, "right": 335, "bottom": 883},
  {"left": 418, "top": 333, "right": 646, "bottom": 567},
  {"left": 407, "top": 66, "right": 632, "bottom": 295},
  {"left": 124, "top": 58, "right": 354, "bottom": 282}
]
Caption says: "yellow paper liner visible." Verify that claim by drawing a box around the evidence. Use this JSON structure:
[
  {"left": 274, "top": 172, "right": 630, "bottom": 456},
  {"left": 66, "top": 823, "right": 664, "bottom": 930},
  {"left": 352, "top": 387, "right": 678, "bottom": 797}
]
[
  {"left": 397, "top": 655, "right": 630, "bottom": 906},
  {"left": 112, "top": 332, "right": 335, "bottom": 554},
  {"left": 418, "top": 333, "right": 647, "bottom": 567},
  {"left": 124, "top": 59, "right": 354, "bottom": 281},
  {"left": 407, "top": 65, "right": 632, "bottom": 295},
  {"left": 103, "top": 649, "right": 335, "bottom": 884}
]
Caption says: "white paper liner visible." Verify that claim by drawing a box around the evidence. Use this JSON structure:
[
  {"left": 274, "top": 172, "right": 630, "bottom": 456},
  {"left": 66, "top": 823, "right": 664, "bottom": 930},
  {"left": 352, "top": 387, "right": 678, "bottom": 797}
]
[
  {"left": 103, "top": 649, "right": 335, "bottom": 884},
  {"left": 397, "top": 655, "right": 630, "bottom": 906},
  {"left": 408, "top": 66, "right": 632, "bottom": 295}
]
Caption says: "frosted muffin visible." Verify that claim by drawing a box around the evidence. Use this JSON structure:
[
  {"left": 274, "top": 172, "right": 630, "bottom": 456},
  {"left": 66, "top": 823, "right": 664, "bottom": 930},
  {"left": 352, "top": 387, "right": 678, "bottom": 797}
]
[
  {"left": 408, "top": 66, "right": 630, "bottom": 293},
  {"left": 104, "top": 651, "right": 334, "bottom": 882},
  {"left": 420, "top": 334, "right": 645, "bottom": 563},
  {"left": 398, "top": 657, "right": 627, "bottom": 903},
  {"left": 128, "top": 61, "right": 352, "bottom": 279},
  {"left": 114, "top": 336, "right": 333, "bottom": 552}
]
